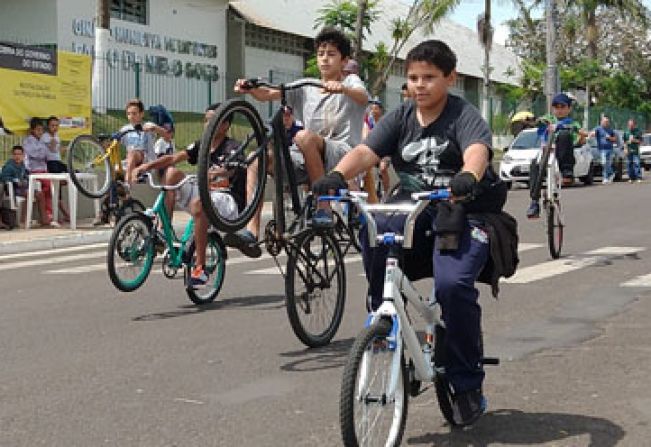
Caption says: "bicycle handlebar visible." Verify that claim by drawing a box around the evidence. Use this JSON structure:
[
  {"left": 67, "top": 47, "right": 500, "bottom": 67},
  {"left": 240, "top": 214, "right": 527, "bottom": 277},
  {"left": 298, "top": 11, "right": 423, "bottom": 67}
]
[
  {"left": 241, "top": 78, "right": 325, "bottom": 92},
  {"left": 139, "top": 172, "right": 196, "bottom": 191},
  {"left": 318, "top": 189, "right": 450, "bottom": 249}
]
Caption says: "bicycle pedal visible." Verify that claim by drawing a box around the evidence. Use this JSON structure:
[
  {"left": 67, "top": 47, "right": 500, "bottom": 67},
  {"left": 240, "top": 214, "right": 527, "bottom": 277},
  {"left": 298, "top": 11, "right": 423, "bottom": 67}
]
[{"left": 481, "top": 356, "right": 500, "bottom": 366}]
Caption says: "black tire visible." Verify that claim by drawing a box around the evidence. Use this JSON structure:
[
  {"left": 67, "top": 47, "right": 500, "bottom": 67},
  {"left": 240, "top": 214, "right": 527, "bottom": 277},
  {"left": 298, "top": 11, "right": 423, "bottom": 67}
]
[
  {"left": 115, "top": 198, "right": 146, "bottom": 225},
  {"left": 184, "top": 232, "right": 227, "bottom": 305},
  {"left": 614, "top": 158, "right": 624, "bottom": 181},
  {"left": 580, "top": 163, "right": 594, "bottom": 185},
  {"left": 107, "top": 213, "right": 155, "bottom": 292},
  {"left": 505, "top": 181, "right": 513, "bottom": 190},
  {"left": 198, "top": 99, "right": 267, "bottom": 233},
  {"left": 340, "top": 318, "right": 408, "bottom": 447},
  {"left": 546, "top": 200, "right": 563, "bottom": 259},
  {"left": 285, "top": 229, "right": 346, "bottom": 348},
  {"left": 67, "top": 134, "right": 112, "bottom": 198}
]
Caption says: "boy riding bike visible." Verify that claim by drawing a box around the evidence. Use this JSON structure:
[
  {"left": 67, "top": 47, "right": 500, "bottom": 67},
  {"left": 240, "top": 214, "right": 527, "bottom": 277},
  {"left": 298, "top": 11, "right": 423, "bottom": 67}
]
[
  {"left": 526, "top": 93, "right": 587, "bottom": 219},
  {"left": 313, "top": 40, "right": 513, "bottom": 426},
  {"left": 228, "top": 26, "right": 369, "bottom": 257},
  {"left": 133, "top": 103, "right": 245, "bottom": 288}
]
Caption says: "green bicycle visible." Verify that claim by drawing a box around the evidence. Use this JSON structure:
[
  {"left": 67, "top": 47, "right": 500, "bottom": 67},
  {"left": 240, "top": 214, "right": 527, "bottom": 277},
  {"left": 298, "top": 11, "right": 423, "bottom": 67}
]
[{"left": 107, "top": 174, "right": 227, "bottom": 305}]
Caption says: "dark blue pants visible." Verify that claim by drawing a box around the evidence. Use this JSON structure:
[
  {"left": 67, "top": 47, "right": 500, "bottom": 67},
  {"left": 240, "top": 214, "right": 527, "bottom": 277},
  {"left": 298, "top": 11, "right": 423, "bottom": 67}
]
[{"left": 359, "top": 206, "right": 489, "bottom": 393}]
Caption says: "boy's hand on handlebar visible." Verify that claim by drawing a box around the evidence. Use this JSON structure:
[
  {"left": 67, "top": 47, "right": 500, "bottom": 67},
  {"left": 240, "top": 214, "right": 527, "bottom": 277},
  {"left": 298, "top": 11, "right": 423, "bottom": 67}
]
[
  {"left": 322, "top": 80, "right": 344, "bottom": 94},
  {"left": 234, "top": 79, "right": 254, "bottom": 93},
  {"left": 449, "top": 171, "right": 478, "bottom": 201},
  {"left": 312, "top": 171, "right": 347, "bottom": 196}
]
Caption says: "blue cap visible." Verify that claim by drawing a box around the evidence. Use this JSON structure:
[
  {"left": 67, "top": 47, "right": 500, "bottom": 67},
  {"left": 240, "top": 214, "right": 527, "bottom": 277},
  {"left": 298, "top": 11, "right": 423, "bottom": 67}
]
[{"left": 552, "top": 93, "right": 572, "bottom": 106}]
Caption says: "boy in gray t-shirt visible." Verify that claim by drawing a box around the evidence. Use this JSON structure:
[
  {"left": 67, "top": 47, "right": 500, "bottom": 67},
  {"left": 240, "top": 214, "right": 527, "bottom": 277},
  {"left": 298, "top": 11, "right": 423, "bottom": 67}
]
[{"left": 228, "top": 27, "right": 368, "bottom": 256}]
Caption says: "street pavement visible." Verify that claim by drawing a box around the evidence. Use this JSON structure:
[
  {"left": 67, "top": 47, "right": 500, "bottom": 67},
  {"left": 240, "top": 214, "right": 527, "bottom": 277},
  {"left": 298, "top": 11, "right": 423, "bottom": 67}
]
[{"left": 1, "top": 181, "right": 651, "bottom": 446}]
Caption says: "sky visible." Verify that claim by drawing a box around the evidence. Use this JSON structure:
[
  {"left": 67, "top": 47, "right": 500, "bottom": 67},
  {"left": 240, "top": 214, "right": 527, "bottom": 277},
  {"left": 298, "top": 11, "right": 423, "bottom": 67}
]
[{"left": 448, "top": 0, "right": 651, "bottom": 45}]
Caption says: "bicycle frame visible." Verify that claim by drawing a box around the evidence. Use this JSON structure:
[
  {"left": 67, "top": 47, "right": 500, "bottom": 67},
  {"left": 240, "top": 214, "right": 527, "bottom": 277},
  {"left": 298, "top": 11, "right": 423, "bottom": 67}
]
[{"left": 143, "top": 181, "right": 195, "bottom": 269}]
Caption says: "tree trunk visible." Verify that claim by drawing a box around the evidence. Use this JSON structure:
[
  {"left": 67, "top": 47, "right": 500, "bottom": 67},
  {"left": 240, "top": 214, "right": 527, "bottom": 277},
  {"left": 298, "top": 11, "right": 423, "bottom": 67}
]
[
  {"left": 585, "top": 9, "right": 598, "bottom": 60},
  {"left": 353, "top": 0, "right": 367, "bottom": 60},
  {"left": 93, "top": 0, "right": 110, "bottom": 113}
]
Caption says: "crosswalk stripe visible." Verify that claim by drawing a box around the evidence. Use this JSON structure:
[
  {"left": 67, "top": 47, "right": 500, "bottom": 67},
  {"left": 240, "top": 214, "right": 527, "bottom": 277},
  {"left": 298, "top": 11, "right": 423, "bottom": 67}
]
[
  {"left": 0, "top": 251, "right": 107, "bottom": 272},
  {"left": 621, "top": 273, "right": 651, "bottom": 288},
  {"left": 0, "top": 243, "right": 107, "bottom": 263},
  {"left": 246, "top": 255, "right": 363, "bottom": 275},
  {"left": 503, "top": 246, "right": 645, "bottom": 284},
  {"left": 518, "top": 243, "right": 543, "bottom": 252},
  {"left": 44, "top": 252, "right": 283, "bottom": 274}
]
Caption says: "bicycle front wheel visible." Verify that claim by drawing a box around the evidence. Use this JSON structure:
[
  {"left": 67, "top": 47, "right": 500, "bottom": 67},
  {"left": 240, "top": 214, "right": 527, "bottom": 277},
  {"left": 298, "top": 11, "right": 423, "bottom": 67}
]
[
  {"left": 185, "top": 232, "right": 227, "bottom": 305},
  {"left": 67, "top": 134, "right": 112, "bottom": 198},
  {"left": 114, "top": 198, "right": 145, "bottom": 226},
  {"left": 285, "top": 230, "right": 346, "bottom": 348},
  {"left": 546, "top": 200, "right": 563, "bottom": 259},
  {"left": 198, "top": 99, "right": 267, "bottom": 233},
  {"left": 340, "top": 318, "right": 408, "bottom": 447},
  {"left": 107, "top": 213, "right": 155, "bottom": 292}
]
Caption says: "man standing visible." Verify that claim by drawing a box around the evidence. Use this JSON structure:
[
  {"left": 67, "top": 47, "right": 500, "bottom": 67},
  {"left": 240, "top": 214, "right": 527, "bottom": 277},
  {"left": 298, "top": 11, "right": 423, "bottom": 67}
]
[
  {"left": 591, "top": 116, "right": 618, "bottom": 184},
  {"left": 623, "top": 118, "right": 643, "bottom": 182}
]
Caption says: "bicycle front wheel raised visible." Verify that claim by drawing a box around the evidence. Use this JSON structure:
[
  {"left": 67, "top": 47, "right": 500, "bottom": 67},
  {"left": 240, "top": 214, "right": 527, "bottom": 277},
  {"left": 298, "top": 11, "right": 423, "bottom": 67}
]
[
  {"left": 285, "top": 229, "right": 346, "bottom": 348},
  {"left": 67, "top": 134, "right": 112, "bottom": 198},
  {"left": 107, "top": 213, "right": 155, "bottom": 292},
  {"left": 198, "top": 99, "right": 267, "bottom": 233},
  {"left": 185, "top": 232, "right": 227, "bottom": 305},
  {"left": 546, "top": 200, "right": 563, "bottom": 259},
  {"left": 340, "top": 318, "right": 408, "bottom": 447}
]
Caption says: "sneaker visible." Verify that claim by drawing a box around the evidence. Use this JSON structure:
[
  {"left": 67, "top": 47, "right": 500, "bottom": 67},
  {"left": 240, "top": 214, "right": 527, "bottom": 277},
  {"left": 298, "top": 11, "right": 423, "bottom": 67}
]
[
  {"left": 223, "top": 229, "right": 262, "bottom": 258},
  {"left": 188, "top": 265, "right": 208, "bottom": 289},
  {"left": 526, "top": 201, "right": 540, "bottom": 219},
  {"left": 453, "top": 389, "right": 487, "bottom": 426},
  {"left": 92, "top": 215, "right": 108, "bottom": 226},
  {"left": 311, "top": 208, "right": 335, "bottom": 228},
  {"left": 636, "top": 179, "right": 643, "bottom": 183}
]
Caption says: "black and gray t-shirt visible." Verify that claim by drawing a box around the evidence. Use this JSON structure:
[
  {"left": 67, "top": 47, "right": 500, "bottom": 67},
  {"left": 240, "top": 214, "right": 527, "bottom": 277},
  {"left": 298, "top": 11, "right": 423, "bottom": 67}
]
[{"left": 364, "top": 95, "right": 504, "bottom": 211}]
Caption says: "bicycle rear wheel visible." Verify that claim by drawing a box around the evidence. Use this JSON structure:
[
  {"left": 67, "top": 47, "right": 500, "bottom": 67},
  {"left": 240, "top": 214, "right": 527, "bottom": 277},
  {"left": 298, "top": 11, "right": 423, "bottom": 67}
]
[
  {"left": 184, "top": 232, "right": 227, "bottom": 305},
  {"left": 546, "top": 200, "right": 563, "bottom": 259},
  {"left": 198, "top": 99, "right": 267, "bottom": 233},
  {"left": 107, "top": 213, "right": 155, "bottom": 292},
  {"left": 285, "top": 229, "right": 346, "bottom": 348},
  {"left": 67, "top": 134, "right": 112, "bottom": 198},
  {"left": 340, "top": 318, "right": 408, "bottom": 447}
]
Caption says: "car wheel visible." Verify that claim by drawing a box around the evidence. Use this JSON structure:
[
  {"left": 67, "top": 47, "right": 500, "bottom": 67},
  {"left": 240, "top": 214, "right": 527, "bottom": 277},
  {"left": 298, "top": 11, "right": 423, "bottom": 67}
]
[
  {"left": 614, "top": 159, "right": 624, "bottom": 181},
  {"left": 580, "top": 163, "right": 594, "bottom": 185}
]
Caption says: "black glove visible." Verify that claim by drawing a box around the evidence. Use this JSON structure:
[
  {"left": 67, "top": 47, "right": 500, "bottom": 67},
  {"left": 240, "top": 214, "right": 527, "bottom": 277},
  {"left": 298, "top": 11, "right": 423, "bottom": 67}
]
[
  {"left": 312, "top": 171, "right": 347, "bottom": 196},
  {"left": 449, "top": 171, "right": 479, "bottom": 199}
]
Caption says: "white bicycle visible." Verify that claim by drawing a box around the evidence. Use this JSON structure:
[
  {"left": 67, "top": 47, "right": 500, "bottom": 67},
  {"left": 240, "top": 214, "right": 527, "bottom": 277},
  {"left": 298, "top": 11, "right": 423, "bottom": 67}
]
[{"left": 334, "top": 190, "right": 499, "bottom": 446}]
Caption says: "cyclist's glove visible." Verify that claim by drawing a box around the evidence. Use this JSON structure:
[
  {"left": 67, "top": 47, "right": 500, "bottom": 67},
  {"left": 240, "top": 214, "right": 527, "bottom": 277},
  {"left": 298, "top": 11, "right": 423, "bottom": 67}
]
[
  {"left": 312, "top": 170, "right": 347, "bottom": 196},
  {"left": 450, "top": 171, "right": 479, "bottom": 200}
]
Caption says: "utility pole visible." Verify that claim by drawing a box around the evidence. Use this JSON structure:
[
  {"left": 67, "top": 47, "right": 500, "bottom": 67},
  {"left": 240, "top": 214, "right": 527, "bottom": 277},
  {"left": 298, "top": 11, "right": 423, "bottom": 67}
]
[
  {"left": 93, "top": 0, "right": 110, "bottom": 113},
  {"left": 477, "top": 1, "right": 492, "bottom": 122},
  {"left": 544, "top": 0, "right": 559, "bottom": 113}
]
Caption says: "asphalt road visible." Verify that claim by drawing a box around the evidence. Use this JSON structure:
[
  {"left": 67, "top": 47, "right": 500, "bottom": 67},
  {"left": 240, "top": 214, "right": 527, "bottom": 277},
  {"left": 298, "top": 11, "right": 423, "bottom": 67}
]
[{"left": 2, "top": 180, "right": 651, "bottom": 446}]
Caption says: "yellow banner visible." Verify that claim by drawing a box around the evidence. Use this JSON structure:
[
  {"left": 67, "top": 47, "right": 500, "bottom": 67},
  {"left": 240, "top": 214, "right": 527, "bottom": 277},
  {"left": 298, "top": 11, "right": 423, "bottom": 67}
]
[{"left": 0, "top": 50, "right": 92, "bottom": 140}]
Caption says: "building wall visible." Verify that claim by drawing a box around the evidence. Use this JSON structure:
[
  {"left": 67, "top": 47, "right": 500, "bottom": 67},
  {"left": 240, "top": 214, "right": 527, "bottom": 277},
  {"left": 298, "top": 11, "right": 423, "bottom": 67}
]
[
  {"left": 0, "top": 0, "right": 58, "bottom": 46},
  {"left": 55, "top": 0, "right": 228, "bottom": 112}
]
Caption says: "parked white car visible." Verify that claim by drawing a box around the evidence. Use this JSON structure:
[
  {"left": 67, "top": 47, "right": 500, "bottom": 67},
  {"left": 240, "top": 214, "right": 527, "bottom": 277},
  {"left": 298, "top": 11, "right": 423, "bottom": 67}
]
[
  {"left": 499, "top": 128, "right": 594, "bottom": 188},
  {"left": 638, "top": 133, "right": 651, "bottom": 169}
]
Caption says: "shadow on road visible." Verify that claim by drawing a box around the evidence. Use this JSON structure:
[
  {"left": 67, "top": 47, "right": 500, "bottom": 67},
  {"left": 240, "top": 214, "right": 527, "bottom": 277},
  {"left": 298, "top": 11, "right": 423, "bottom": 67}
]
[
  {"left": 132, "top": 294, "right": 285, "bottom": 321},
  {"left": 279, "top": 337, "right": 354, "bottom": 373},
  {"left": 407, "top": 408, "right": 625, "bottom": 446}
]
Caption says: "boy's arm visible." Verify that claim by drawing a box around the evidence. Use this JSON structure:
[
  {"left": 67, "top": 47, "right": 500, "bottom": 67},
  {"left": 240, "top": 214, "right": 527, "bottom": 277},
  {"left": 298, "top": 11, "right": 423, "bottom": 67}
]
[
  {"left": 461, "top": 144, "right": 490, "bottom": 180},
  {"left": 234, "top": 79, "right": 281, "bottom": 102},
  {"left": 133, "top": 151, "right": 188, "bottom": 176},
  {"left": 323, "top": 79, "right": 368, "bottom": 106},
  {"left": 333, "top": 144, "right": 380, "bottom": 180}
]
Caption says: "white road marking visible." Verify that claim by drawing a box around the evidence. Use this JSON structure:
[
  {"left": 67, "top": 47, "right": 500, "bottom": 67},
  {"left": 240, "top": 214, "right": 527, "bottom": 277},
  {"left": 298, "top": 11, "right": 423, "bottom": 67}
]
[
  {"left": 0, "top": 251, "right": 107, "bottom": 272},
  {"left": 518, "top": 242, "right": 543, "bottom": 252},
  {"left": 503, "top": 246, "right": 645, "bottom": 284},
  {"left": 0, "top": 243, "right": 107, "bottom": 262},
  {"left": 621, "top": 273, "right": 651, "bottom": 288}
]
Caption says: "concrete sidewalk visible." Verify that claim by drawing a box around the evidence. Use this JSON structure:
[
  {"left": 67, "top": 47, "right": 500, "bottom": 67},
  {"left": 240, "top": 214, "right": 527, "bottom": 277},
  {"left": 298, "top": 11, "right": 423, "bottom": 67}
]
[{"left": 0, "top": 202, "right": 274, "bottom": 255}]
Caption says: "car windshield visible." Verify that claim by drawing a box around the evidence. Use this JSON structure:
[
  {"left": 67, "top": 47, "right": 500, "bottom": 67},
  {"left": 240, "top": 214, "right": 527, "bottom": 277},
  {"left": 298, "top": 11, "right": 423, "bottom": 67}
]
[
  {"left": 511, "top": 131, "right": 542, "bottom": 149},
  {"left": 643, "top": 134, "right": 651, "bottom": 145}
]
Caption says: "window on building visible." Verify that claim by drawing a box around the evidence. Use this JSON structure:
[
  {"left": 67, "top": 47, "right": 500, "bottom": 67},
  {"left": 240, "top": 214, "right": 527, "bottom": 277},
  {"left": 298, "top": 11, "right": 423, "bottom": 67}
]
[{"left": 111, "top": 0, "right": 147, "bottom": 25}]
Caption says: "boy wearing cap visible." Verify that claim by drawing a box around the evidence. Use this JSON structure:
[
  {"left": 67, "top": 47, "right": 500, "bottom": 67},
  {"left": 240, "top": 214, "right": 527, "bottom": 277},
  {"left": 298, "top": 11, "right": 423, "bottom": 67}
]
[{"left": 526, "top": 93, "right": 587, "bottom": 219}]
